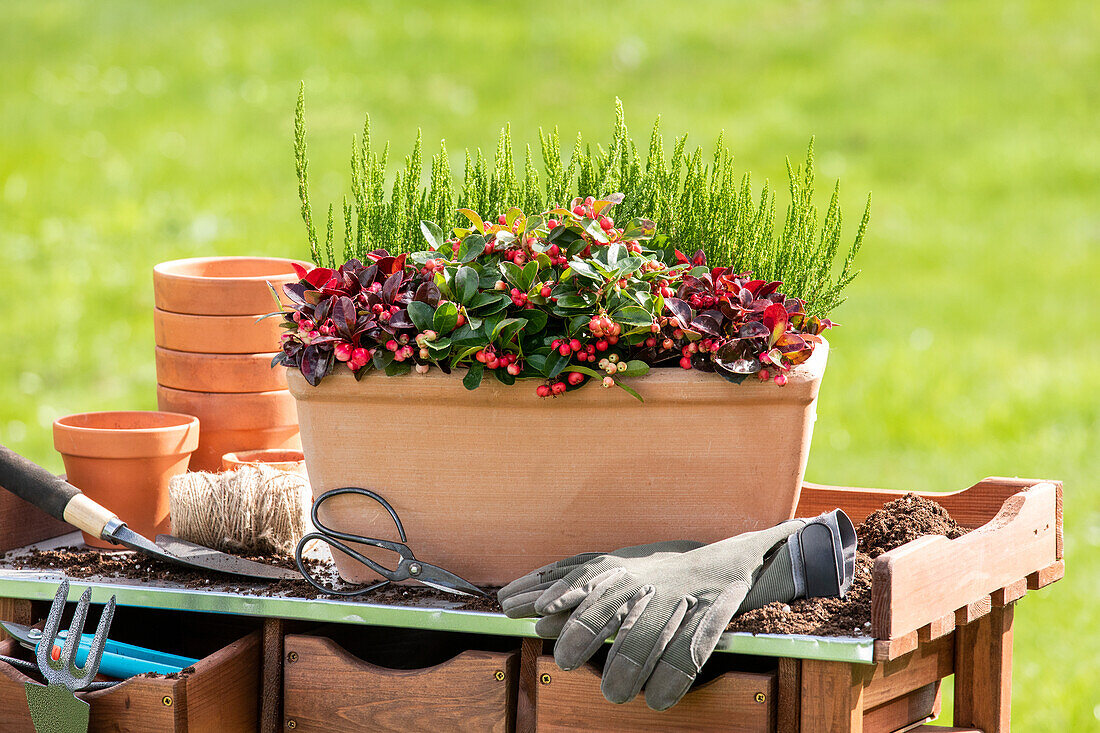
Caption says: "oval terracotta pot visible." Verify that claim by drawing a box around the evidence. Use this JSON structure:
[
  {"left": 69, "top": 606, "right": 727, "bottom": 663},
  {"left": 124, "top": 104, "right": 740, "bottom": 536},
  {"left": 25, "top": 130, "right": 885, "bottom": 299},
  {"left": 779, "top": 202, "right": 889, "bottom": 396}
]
[
  {"left": 287, "top": 340, "right": 829, "bottom": 586},
  {"left": 53, "top": 411, "right": 199, "bottom": 549},
  {"left": 154, "top": 309, "right": 285, "bottom": 354},
  {"left": 156, "top": 385, "right": 301, "bottom": 473},
  {"left": 153, "top": 256, "right": 312, "bottom": 316},
  {"left": 154, "top": 347, "right": 287, "bottom": 393},
  {"left": 222, "top": 449, "right": 306, "bottom": 475}
]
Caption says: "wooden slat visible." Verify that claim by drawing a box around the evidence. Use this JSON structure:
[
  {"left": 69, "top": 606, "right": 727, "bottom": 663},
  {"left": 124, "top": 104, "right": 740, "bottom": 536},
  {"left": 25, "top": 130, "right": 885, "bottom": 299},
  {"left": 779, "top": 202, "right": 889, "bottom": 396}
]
[
  {"left": 918, "top": 614, "right": 955, "bottom": 643},
  {"left": 178, "top": 631, "right": 261, "bottom": 733},
  {"left": 533, "top": 655, "right": 775, "bottom": 732},
  {"left": 515, "top": 637, "right": 541, "bottom": 733},
  {"left": 800, "top": 660, "right": 865, "bottom": 732},
  {"left": 863, "top": 683, "right": 939, "bottom": 733},
  {"left": 0, "top": 637, "right": 38, "bottom": 732},
  {"left": 871, "top": 482, "right": 1058, "bottom": 640},
  {"left": 777, "top": 657, "right": 801, "bottom": 733},
  {"left": 991, "top": 579, "right": 1027, "bottom": 607},
  {"left": 261, "top": 618, "right": 285, "bottom": 733},
  {"left": 865, "top": 634, "right": 954, "bottom": 711},
  {"left": 874, "top": 631, "right": 917, "bottom": 662},
  {"left": 1027, "top": 560, "right": 1065, "bottom": 589},
  {"left": 954, "top": 604, "right": 1013, "bottom": 732},
  {"left": 956, "top": 595, "right": 992, "bottom": 626},
  {"left": 284, "top": 635, "right": 515, "bottom": 732}
]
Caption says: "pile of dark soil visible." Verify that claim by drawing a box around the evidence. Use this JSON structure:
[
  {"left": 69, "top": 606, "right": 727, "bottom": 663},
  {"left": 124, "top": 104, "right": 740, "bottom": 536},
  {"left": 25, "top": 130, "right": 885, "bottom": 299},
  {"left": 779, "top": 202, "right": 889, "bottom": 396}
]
[
  {"left": 1, "top": 547, "right": 501, "bottom": 612},
  {"left": 728, "top": 493, "right": 969, "bottom": 637}
]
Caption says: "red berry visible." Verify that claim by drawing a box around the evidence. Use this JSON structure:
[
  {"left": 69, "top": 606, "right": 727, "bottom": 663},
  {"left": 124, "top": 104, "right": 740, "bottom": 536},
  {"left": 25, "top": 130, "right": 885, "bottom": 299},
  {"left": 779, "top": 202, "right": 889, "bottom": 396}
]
[
  {"left": 645, "top": 337, "right": 656, "bottom": 348},
  {"left": 758, "top": 369, "right": 770, "bottom": 381},
  {"left": 602, "top": 376, "right": 615, "bottom": 388},
  {"left": 569, "top": 338, "right": 582, "bottom": 352},
  {"left": 551, "top": 339, "right": 561, "bottom": 349},
  {"left": 498, "top": 214, "right": 507, "bottom": 225},
  {"left": 585, "top": 196, "right": 595, "bottom": 205},
  {"left": 679, "top": 356, "right": 692, "bottom": 369},
  {"left": 386, "top": 340, "right": 398, "bottom": 352},
  {"left": 351, "top": 348, "right": 369, "bottom": 364},
  {"left": 540, "top": 285, "right": 553, "bottom": 298},
  {"left": 572, "top": 205, "right": 585, "bottom": 216},
  {"left": 456, "top": 313, "right": 466, "bottom": 327},
  {"left": 547, "top": 244, "right": 560, "bottom": 257},
  {"left": 495, "top": 280, "right": 507, "bottom": 291},
  {"left": 599, "top": 216, "right": 613, "bottom": 231},
  {"left": 567, "top": 371, "right": 584, "bottom": 386},
  {"left": 334, "top": 342, "right": 353, "bottom": 362},
  {"left": 536, "top": 384, "right": 551, "bottom": 398},
  {"left": 299, "top": 319, "right": 315, "bottom": 332},
  {"left": 559, "top": 343, "right": 572, "bottom": 356},
  {"left": 596, "top": 340, "right": 609, "bottom": 352},
  {"left": 774, "top": 374, "right": 788, "bottom": 387},
  {"left": 507, "top": 363, "right": 521, "bottom": 376},
  {"left": 486, "top": 358, "right": 499, "bottom": 370},
  {"left": 607, "top": 335, "right": 618, "bottom": 345},
  {"left": 476, "top": 350, "right": 488, "bottom": 363},
  {"left": 551, "top": 382, "right": 566, "bottom": 395},
  {"left": 547, "top": 219, "right": 559, "bottom": 230}
]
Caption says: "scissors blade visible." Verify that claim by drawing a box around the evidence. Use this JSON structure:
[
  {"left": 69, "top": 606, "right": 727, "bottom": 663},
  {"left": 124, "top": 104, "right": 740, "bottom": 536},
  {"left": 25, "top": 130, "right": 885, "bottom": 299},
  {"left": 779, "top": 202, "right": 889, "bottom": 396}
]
[
  {"left": 413, "top": 563, "right": 487, "bottom": 598},
  {"left": 0, "top": 620, "right": 38, "bottom": 650}
]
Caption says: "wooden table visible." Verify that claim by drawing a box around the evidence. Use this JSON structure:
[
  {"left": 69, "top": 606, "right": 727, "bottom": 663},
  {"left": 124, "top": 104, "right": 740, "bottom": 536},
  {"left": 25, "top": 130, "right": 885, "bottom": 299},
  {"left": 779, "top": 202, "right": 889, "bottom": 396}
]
[{"left": 0, "top": 477, "right": 1063, "bottom": 732}]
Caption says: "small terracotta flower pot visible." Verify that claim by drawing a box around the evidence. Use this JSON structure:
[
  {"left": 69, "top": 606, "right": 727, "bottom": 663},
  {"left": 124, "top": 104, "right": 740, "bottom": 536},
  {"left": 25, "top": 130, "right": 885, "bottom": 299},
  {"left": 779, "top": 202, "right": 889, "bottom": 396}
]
[
  {"left": 157, "top": 385, "right": 300, "bottom": 473},
  {"left": 154, "top": 309, "right": 285, "bottom": 354},
  {"left": 153, "top": 256, "right": 312, "bottom": 316},
  {"left": 222, "top": 449, "right": 306, "bottom": 475},
  {"left": 53, "top": 411, "right": 200, "bottom": 549},
  {"left": 154, "top": 347, "right": 287, "bottom": 393}
]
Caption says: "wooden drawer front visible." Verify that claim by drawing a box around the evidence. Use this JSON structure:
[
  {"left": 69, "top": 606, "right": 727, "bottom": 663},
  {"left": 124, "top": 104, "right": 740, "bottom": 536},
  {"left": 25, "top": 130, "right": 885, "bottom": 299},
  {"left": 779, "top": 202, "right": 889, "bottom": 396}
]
[
  {"left": 532, "top": 655, "right": 776, "bottom": 732},
  {"left": 0, "top": 631, "right": 260, "bottom": 733},
  {"left": 283, "top": 634, "right": 517, "bottom": 732}
]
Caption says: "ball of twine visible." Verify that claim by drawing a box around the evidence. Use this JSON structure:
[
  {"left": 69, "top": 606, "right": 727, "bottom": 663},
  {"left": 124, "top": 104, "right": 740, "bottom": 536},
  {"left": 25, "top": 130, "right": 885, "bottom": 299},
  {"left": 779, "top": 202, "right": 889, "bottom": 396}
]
[{"left": 168, "top": 465, "right": 311, "bottom": 557}]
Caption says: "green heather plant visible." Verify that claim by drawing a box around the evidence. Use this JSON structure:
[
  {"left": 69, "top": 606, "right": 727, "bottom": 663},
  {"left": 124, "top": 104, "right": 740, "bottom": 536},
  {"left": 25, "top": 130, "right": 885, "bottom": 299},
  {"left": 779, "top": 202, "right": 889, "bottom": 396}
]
[{"left": 295, "top": 87, "right": 870, "bottom": 316}]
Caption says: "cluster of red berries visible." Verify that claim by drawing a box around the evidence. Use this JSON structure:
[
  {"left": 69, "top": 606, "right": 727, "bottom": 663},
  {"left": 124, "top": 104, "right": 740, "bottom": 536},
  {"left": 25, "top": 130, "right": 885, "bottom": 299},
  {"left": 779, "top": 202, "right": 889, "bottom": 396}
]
[
  {"left": 475, "top": 347, "right": 523, "bottom": 375},
  {"left": 334, "top": 342, "right": 371, "bottom": 371},
  {"left": 535, "top": 381, "right": 569, "bottom": 398},
  {"left": 550, "top": 337, "right": 610, "bottom": 363}
]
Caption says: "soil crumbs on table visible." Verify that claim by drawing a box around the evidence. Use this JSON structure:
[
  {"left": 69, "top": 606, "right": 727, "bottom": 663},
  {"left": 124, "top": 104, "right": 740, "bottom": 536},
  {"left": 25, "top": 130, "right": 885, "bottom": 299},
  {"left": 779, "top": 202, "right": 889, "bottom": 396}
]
[
  {"left": 728, "top": 493, "right": 968, "bottom": 637},
  {"left": 0, "top": 547, "right": 501, "bottom": 612}
]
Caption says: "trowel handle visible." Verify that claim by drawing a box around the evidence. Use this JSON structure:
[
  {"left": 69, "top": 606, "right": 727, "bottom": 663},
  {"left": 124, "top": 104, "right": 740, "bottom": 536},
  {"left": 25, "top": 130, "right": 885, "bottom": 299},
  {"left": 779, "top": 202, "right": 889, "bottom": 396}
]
[{"left": 0, "top": 445, "right": 118, "bottom": 539}]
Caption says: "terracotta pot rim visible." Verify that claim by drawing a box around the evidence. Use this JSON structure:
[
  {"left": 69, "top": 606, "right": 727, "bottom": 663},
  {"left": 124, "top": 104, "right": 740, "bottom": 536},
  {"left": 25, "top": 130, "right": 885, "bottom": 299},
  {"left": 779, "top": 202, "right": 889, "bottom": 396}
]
[
  {"left": 288, "top": 338, "right": 828, "bottom": 404},
  {"left": 156, "top": 384, "right": 293, "bottom": 399},
  {"left": 153, "top": 256, "right": 312, "bottom": 284},
  {"left": 54, "top": 411, "right": 199, "bottom": 458}
]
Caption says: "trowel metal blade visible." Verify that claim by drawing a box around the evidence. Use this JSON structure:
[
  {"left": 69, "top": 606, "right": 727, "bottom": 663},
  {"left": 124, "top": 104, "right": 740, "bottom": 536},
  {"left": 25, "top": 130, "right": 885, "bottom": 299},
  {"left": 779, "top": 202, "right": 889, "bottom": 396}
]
[{"left": 154, "top": 535, "right": 301, "bottom": 581}]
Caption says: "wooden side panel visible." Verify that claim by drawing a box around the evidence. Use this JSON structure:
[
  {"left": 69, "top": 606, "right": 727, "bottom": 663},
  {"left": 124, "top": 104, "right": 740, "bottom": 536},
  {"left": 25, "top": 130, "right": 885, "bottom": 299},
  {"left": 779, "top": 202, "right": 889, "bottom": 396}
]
[
  {"left": 182, "top": 631, "right": 261, "bottom": 733},
  {"left": 863, "top": 683, "right": 939, "bottom": 733},
  {"left": 954, "top": 605, "right": 1013, "bottom": 732},
  {"left": 864, "top": 634, "right": 953, "bottom": 710},
  {"left": 283, "top": 635, "right": 516, "bottom": 733},
  {"left": 515, "top": 637, "right": 541, "bottom": 733},
  {"left": 84, "top": 670, "right": 181, "bottom": 731},
  {"left": 0, "top": 490, "right": 70, "bottom": 553},
  {"left": 0, "top": 598, "right": 32, "bottom": 643},
  {"left": 798, "top": 476, "right": 1061, "bottom": 530},
  {"left": 533, "top": 656, "right": 774, "bottom": 732},
  {"left": 0, "top": 638, "right": 38, "bottom": 733},
  {"left": 872, "top": 482, "right": 1058, "bottom": 639},
  {"left": 800, "top": 660, "right": 865, "bottom": 733},
  {"left": 261, "top": 618, "right": 285, "bottom": 733}
]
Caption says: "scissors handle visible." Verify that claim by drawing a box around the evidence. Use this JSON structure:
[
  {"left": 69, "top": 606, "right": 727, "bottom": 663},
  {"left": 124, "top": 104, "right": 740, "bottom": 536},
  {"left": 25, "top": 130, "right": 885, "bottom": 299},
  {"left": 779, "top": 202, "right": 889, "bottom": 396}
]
[{"left": 295, "top": 532, "right": 393, "bottom": 597}]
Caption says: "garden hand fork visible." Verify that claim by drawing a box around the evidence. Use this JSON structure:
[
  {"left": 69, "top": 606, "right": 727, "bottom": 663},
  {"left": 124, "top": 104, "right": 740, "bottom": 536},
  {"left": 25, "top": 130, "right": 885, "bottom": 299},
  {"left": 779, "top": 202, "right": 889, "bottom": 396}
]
[{"left": 23, "top": 580, "right": 116, "bottom": 733}]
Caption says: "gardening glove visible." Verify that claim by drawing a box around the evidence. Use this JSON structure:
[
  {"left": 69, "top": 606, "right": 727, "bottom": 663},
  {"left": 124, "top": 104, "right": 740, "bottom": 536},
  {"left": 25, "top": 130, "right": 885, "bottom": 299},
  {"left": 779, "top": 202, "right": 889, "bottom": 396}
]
[
  {"left": 534, "top": 516, "right": 844, "bottom": 711},
  {"left": 497, "top": 540, "right": 706, "bottom": 628}
]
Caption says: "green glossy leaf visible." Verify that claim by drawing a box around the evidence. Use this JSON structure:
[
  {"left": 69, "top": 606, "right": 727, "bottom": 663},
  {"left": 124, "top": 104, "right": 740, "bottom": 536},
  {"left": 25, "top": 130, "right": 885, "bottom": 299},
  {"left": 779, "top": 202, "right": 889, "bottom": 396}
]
[
  {"left": 458, "top": 208, "right": 485, "bottom": 234},
  {"left": 456, "top": 234, "right": 485, "bottom": 264},
  {"left": 385, "top": 361, "right": 411, "bottom": 376},
  {"left": 545, "top": 351, "right": 570, "bottom": 379},
  {"left": 519, "top": 261, "right": 539, "bottom": 291},
  {"left": 617, "top": 360, "right": 650, "bottom": 378},
  {"left": 463, "top": 363, "right": 484, "bottom": 390},
  {"left": 492, "top": 317, "right": 527, "bottom": 342},
  {"left": 524, "top": 215, "right": 544, "bottom": 234},
  {"left": 584, "top": 218, "right": 610, "bottom": 243},
  {"left": 420, "top": 220, "right": 444, "bottom": 249},
  {"left": 407, "top": 301, "right": 435, "bottom": 332},
  {"left": 500, "top": 261, "right": 524, "bottom": 288},
  {"left": 613, "top": 305, "right": 654, "bottom": 326},
  {"left": 433, "top": 301, "right": 459, "bottom": 333},
  {"left": 455, "top": 266, "right": 478, "bottom": 304},
  {"left": 567, "top": 260, "right": 602, "bottom": 282}
]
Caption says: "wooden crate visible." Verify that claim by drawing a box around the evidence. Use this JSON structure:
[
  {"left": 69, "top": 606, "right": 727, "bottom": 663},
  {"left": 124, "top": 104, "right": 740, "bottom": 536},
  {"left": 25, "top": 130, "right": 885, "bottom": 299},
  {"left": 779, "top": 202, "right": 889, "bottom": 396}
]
[
  {"left": 0, "top": 630, "right": 260, "bottom": 732},
  {"left": 283, "top": 633, "right": 518, "bottom": 732}
]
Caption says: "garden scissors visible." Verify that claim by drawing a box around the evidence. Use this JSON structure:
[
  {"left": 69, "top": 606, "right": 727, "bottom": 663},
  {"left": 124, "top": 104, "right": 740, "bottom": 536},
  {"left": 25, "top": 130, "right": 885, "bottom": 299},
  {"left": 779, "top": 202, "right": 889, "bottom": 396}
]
[{"left": 294, "top": 487, "right": 486, "bottom": 598}]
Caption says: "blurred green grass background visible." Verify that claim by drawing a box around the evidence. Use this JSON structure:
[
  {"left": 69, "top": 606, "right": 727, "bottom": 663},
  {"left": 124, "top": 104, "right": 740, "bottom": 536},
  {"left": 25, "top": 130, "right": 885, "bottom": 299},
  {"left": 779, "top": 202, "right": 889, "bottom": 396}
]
[{"left": 1, "top": 0, "right": 1096, "bottom": 726}]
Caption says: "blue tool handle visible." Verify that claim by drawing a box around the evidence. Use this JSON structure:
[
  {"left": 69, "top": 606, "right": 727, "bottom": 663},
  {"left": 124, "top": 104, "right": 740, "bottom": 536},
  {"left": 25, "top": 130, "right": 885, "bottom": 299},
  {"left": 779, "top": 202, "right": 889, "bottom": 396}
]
[{"left": 51, "top": 632, "right": 198, "bottom": 679}]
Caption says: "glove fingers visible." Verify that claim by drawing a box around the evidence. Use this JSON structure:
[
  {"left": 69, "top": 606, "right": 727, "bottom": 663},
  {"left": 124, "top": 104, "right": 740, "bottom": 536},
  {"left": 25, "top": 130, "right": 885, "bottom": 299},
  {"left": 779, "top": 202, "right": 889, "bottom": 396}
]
[
  {"left": 536, "top": 565, "right": 624, "bottom": 616},
  {"left": 533, "top": 611, "right": 570, "bottom": 639},
  {"left": 602, "top": 595, "right": 691, "bottom": 704},
  {"left": 644, "top": 583, "right": 749, "bottom": 711},
  {"left": 554, "top": 577, "right": 643, "bottom": 671},
  {"left": 500, "top": 588, "right": 549, "bottom": 619},
  {"left": 497, "top": 552, "right": 604, "bottom": 606}
]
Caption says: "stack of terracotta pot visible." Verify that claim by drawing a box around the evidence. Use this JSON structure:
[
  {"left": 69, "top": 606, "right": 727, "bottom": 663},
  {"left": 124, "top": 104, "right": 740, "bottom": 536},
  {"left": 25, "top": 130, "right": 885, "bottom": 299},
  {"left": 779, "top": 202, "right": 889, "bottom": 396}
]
[{"left": 153, "top": 256, "right": 310, "bottom": 472}]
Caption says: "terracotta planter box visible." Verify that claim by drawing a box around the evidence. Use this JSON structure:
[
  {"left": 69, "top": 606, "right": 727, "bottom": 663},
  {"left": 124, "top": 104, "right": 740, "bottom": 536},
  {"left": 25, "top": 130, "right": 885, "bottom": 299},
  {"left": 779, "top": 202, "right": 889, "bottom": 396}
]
[{"left": 288, "top": 341, "right": 827, "bottom": 586}]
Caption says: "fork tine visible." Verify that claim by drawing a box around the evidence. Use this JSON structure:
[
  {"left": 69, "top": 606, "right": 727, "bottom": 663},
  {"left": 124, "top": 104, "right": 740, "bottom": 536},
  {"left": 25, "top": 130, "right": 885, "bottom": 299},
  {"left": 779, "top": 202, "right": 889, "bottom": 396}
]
[
  {"left": 37, "top": 579, "right": 68, "bottom": 673},
  {"left": 80, "top": 595, "right": 116, "bottom": 681},
  {"left": 59, "top": 587, "right": 92, "bottom": 676}
]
